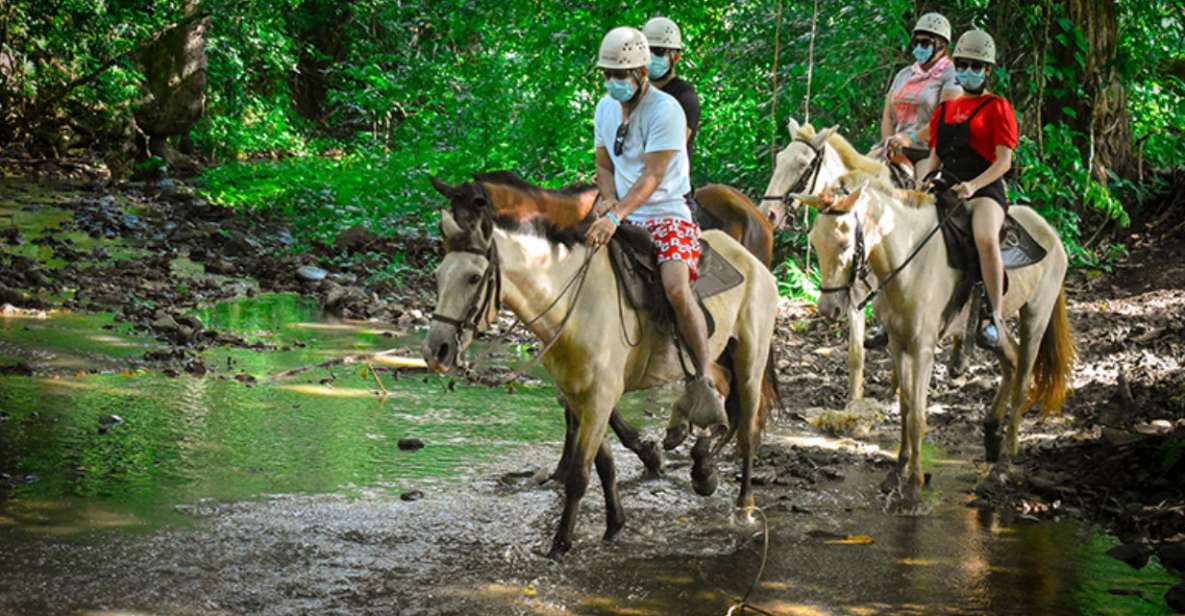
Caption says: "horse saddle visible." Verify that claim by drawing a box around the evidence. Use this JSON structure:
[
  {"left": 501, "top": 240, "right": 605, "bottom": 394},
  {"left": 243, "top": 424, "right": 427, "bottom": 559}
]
[
  {"left": 934, "top": 189, "right": 1047, "bottom": 273},
  {"left": 607, "top": 224, "right": 745, "bottom": 338},
  {"left": 934, "top": 188, "right": 1048, "bottom": 331}
]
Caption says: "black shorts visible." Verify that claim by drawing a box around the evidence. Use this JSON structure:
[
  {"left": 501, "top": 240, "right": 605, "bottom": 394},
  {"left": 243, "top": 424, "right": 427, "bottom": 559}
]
[{"left": 970, "top": 179, "right": 1009, "bottom": 211}]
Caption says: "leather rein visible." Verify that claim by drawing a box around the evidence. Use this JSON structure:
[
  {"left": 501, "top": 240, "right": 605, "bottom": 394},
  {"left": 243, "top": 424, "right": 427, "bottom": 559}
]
[{"left": 431, "top": 208, "right": 598, "bottom": 385}]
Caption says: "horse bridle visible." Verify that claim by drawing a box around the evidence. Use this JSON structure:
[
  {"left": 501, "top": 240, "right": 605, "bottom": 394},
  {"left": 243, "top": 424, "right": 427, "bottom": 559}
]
[
  {"left": 430, "top": 240, "right": 502, "bottom": 348},
  {"left": 762, "top": 139, "right": 827, "bottom": 213},
  {"left": 815, "top": 207, "right": 875, "bottom": 309}
]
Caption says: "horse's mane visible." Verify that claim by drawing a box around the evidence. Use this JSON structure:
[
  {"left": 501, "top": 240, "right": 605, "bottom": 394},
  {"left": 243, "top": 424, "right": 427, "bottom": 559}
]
[
  {"left": 473, "top": 170, "right": 596, "bottom": 197},
  {"left": 467, "top": 170, "right": 597, "bottom": 246},
  {"left": 836, "top": 170, "right": 934, "bottom": 209},
  {"left": 793, "top": 123, "right": 887, "bottom": 177}
]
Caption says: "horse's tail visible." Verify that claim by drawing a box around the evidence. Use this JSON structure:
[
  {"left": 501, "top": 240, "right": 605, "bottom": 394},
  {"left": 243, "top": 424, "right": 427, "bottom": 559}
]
[
  {"left": 1028, "top": 288, "right": 1076, "bottom": 416},
  {"left": 758, "top": 346, "right": 781, "bottom": 434}
]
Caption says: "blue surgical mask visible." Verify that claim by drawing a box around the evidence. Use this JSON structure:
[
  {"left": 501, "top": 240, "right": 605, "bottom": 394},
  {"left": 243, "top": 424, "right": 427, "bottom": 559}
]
[
  {"left": 605, "top": 77, "right": 636, "bottom": 102},
  {"left": 956, "top": 68, "right": 986, "bottom": 90},
  {"left": 648, "top": 55, "right": 670, "bottom": 79},
  {"left": 912, "top": 44, "right": 934, "bottom": 64}
]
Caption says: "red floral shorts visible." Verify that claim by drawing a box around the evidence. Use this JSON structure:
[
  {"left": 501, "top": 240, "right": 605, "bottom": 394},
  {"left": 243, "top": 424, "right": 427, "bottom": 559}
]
[{"left": 631, "top": 217, "right": 701, "bottom": 280}]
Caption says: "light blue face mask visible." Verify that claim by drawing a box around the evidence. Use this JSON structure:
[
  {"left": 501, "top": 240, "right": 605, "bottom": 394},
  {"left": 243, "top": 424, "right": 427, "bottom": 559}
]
[
  {"left": 605, "top": 77, "right": 636, "bottom": 102},
  {"left": 648, "top": 55, "right": 670, "bottom": 79},
  {"left": 912, "top": 44, "right": 934, "bottom": 64},
  {"left": 956, "top": 68, "right": 986, "bottom": 90}
]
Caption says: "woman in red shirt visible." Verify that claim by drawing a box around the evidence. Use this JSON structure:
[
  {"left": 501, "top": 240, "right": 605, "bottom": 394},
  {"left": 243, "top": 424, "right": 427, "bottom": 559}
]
[{"left": 916, "top": 30, "right": 1017, "bottom": 350}]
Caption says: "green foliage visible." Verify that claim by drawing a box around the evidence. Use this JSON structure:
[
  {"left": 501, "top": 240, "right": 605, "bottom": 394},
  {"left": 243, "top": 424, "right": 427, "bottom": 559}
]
[{"left": 775, "top": 256, "right": 819, "bottom": 302}]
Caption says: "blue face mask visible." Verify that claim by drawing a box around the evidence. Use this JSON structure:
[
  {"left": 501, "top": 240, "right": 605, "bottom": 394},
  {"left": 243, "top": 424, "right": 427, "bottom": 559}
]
[
  {"left": 912, "top": 44, "right": 934, "bottom": 64},
  {"left": 648, "top": 55, "right": 670, "bottom": 79},
  {"left": 956, "top": 68, "right": 986, "bottom": 90},
  {"left": 605, "top": 77, "right": 636, "bottom": 102}
]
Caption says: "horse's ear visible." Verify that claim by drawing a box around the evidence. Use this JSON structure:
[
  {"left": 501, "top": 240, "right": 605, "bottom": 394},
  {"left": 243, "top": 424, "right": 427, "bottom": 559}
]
[
  {"left": 834, "top": 188, "right": 863, "bottom": 213},
  {"left": 440, "top": 210, "right": 463, "bottom": 239},
  {"left": 810, "top": 125, "right": 838, "bottom": 149},
  {"left": 789, "top": 193, "right": 822, "bottom": 209},
  {"left": 786, "top": 117, "right": 800, "bottom": 138},
  {"left": 430, "top": 176, "right": 459, "bottom": 198}
]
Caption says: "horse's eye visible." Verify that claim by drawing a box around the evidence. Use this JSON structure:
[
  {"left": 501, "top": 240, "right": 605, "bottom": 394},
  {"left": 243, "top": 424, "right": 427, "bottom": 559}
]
[{"left": 467, "top": 273, "right": 482, "bottom": 285}]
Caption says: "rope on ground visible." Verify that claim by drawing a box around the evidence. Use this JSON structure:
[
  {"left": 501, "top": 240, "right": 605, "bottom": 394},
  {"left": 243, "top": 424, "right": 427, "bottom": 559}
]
[{"left": 724, "top": 506, "right": 773, "bottom": 616}]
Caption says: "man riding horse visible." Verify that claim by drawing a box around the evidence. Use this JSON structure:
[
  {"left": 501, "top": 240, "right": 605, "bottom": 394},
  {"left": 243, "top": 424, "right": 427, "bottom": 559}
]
[{"left": 586, "top": 26, "right": 727, "bottom": 443}]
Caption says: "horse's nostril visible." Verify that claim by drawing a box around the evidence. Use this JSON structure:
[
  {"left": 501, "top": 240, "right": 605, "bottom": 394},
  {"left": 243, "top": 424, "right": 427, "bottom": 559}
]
[{"left": 436, "top": 342, "right": 451, "bottom": 364}]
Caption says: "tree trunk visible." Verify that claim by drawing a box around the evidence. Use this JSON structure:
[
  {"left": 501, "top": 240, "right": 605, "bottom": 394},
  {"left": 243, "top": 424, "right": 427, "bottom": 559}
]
[
  {"left": 1043, "top": 0, "right": 1134, "bottom": 178},
  {"left": 134, "top": 0, "right": 209, "bottom": 168},
  {"left": 290, "top": 0, "right": 353, "bottom": 124}
]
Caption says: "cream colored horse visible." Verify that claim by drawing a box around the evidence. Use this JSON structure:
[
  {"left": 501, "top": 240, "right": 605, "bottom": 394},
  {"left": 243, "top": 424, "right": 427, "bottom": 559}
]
[
  {"left": 800, "top": 170, "right": 1076, "bottom": 504},
  {"left": 759, "top": 118, "right": 974, "bottom": 402},
  {"left": 422, "top": 180, "right": 778, "bottom": 558}
]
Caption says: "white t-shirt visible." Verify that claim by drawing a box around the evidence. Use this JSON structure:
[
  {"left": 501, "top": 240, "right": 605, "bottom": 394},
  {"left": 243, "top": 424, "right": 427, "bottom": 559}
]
[{"left": 594, "top": 86, "right": 692, "bottom": 223}]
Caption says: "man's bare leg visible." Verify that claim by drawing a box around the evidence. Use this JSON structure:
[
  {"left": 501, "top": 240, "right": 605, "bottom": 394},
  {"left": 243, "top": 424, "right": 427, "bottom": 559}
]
[{"left": 660, "top": 259, "right": 726, "bottom": 449}]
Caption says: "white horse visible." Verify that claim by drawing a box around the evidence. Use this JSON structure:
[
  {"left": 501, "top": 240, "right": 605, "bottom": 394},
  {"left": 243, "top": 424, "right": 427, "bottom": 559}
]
[
  {"left": 799, "top": 169, "right": 1076, "bottom": 504},
  {"left": 759, "top": 118, "right": 975, "bottom": 403}
]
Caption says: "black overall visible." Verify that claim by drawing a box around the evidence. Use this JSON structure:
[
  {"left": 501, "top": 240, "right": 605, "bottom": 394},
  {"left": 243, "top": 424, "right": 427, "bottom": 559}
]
[{"left": 935, "top": 96, "right": 1009, "bottom": 210}]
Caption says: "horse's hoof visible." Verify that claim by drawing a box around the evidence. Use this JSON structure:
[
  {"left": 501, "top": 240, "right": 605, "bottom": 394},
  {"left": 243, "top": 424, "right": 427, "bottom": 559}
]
[
  {"left": 639, "top": 440, "right": 665, "bottom": 477},
  {"left": 547, "top": 538, "right": 572, "bottom": 561},
  {"left": 984, "top": 423, "right": 1002, "bottom": 463},
  {"left": 662, "top": 425, "right": 688, "bottom": 451},
  {"left": 880, "top": 469, "right": 903, "bottom": 494},
  {"left": 692, "top": 471, "right": 719, "bottom": 496},
  {"left": 602, "top": 520, "right": 625, "bottom": 544}
]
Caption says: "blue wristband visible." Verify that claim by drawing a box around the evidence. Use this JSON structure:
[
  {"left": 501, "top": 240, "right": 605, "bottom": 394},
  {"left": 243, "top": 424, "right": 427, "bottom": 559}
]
[{"left": 606, "top": 211, "right": 622, "bottom": 226}]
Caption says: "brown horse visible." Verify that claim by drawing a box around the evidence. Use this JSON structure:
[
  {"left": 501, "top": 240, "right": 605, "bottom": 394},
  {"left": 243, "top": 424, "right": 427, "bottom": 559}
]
[
  {"left": 463, "top": 171, "right": 777, "bottom": 479},
  {"left": 424, "top": 177, "right": 778, "bottom": 557}
]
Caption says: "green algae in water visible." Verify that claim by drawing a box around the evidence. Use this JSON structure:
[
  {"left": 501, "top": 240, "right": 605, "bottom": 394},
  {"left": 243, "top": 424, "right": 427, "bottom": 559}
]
[{"left": 0, "top": 310, "right": 161, "bottom": 365}]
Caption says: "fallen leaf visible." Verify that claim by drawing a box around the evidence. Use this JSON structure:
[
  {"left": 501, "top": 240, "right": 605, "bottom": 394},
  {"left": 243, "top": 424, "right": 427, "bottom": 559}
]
[{"left": 825, "top": 534, "right": 875, "bottom": 545}]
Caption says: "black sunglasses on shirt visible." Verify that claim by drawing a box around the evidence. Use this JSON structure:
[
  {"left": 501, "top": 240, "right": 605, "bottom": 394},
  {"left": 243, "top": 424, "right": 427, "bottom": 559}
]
[
  {"left": 954, "top": 60, "right": 989, "bottom": 72},
  {"left": 614, "top": 122, "right": 628, "bottom": 156}
]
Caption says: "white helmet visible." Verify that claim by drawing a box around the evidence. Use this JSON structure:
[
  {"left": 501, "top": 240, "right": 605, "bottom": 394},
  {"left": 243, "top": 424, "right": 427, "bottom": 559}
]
[
  {"left": 597, "top": 27, "right": 650, "bottom": 69},
  {"left": 952, "top": 30, "right": 997, "bottom": 64},
  {"left": 643, "top": 16, "right": 683, "bottom": 50},
  {"left": 913, "top": 12, "right": 951, "bottom": 43}
]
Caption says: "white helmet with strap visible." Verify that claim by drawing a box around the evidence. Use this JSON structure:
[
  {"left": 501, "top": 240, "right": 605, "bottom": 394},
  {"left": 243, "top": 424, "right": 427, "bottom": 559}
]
[
  {"left": 952, "top": 30, "right": 997, "bottom": 64},
  {"left": 913, "top": 12, "right": 951, "bottom": 43},
  {"left": 597, "top": 27, "right": 650, "bottom": 69},
  {"left": 643, "top": 17, "right": 683, "bottom": 50}
]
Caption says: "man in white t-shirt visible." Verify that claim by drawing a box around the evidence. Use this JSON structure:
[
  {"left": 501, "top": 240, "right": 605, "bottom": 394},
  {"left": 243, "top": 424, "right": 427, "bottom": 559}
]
[{"left": 585, "top": 26, "right": 726, "bottom": 445}]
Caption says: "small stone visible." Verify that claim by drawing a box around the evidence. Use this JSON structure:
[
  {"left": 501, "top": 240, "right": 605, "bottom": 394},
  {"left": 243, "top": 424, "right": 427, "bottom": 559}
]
[
  {"left": 99, "top": 415, "right": 124, "bottom": 427},
  {"left": 1106, "top": 543, "right": 1150, "bottom": 569},
  {"left": 400, "top": 490, "right": 424, "bottom": 502},
  {"left": 1155, "top": 542, "right": 1185, "bottom": 576},
  {"left": 398, "top": 438, "right": 425, "bottom": 451},
  {"left": 297, "top": 265, "right": 328, "bottom": 283},
  {"left": 1165, "top": 583, "right": 1185, "bottom": 612}
]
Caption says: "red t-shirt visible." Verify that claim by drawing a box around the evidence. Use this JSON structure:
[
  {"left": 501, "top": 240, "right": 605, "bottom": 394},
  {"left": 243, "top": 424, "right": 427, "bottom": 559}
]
[{"left": 928, "top": 94, "right": 1018, "bottom": 164}]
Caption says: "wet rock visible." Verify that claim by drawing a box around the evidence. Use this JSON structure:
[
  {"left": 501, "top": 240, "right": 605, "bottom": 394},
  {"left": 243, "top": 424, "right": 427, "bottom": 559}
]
[
  {"left": 152, "top": 312, "right": 181, "bottom": 333},
  {"left": 335, "top": 225, "right": 377, "bottom": 252},
  {"left": 398, "top": 438, "right": 425, "bottom": 451},
  {"left": 222, "top": 230, "right": 261, "bottom": 256},
  {"left": 0, "top": 285, "right": 23, "bottom": 305},
  {"left": 1156, "top": 542, "right": 1185, "bottom": 575},
  {"left": 400, "top": 490, "right": 424, "bottom": 502},
  {"left": 205, "top": 258, "right": 237, "bottom": 275},
  {"left": 1106, "top": 543, "right": 1150, "bottom": 569},
  {"left": 297, "top": 265, "right": 328, "bottom": 283},
  {"left": 1166, "top": 583, "right": 1185, "bottom": 613}
]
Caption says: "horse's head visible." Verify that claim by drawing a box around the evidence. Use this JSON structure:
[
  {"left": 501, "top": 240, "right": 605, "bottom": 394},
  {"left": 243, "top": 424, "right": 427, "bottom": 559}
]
[
  {"left": 801, "top": 181, "right": 873, "bottom": 321},
  {"left": 760, "top": 118, "right": 837, "bottom": 231},
  {"left": 423, "top": 177, "right": 500, "bottom": 373}
]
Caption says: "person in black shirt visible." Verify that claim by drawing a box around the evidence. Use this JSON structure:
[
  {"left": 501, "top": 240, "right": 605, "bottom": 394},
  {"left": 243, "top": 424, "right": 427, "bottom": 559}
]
[{"left": 643, "top": 17, "right": 700, "bottom": 166}]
